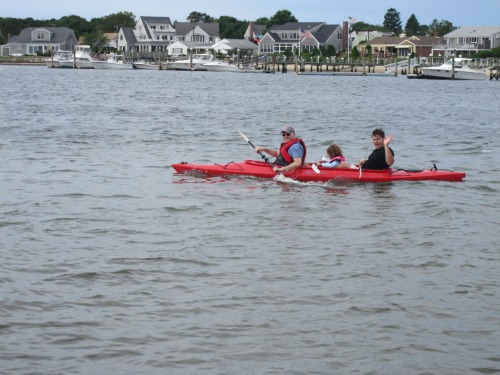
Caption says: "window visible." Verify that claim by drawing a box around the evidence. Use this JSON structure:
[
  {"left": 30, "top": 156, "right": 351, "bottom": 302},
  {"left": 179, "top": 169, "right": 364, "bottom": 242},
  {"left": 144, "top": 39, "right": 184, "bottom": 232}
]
[{"left": 160, "top": 26, "right": 165, "bottom": 30}]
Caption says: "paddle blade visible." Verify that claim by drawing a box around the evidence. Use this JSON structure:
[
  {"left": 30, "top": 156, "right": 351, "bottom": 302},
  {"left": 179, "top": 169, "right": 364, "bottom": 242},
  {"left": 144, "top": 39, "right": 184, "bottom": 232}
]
[{"left": 238, "top": 130, "right": 249, "bottom": 143}]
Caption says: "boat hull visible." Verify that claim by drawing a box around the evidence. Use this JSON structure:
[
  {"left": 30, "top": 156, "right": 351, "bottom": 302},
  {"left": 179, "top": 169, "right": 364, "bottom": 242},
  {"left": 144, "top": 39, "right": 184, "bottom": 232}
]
[
  {"left": 172, "top": 160, "right": 466, "bottom": 183},
  {"left": 92, "top": 61, "right": 133, "bottom": 70},
  {"left": 420, "top": 68, "right": 486, "bottom": 80}
]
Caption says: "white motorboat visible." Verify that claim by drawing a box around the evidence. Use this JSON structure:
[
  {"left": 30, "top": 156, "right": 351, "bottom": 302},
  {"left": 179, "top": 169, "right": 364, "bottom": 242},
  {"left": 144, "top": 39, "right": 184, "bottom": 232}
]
[
  {"left": 165, "top": 53, "right": 215, "bottom": 71},
  {"left": 421, "top": 58, "right": 487, "bottom": 80},
  {"left": 202, "top": 60, "right": 267, "bottom": 73},
  {"left": 58, "top": 45, "right": 95, "bottom": 69},
  {"left": 91, "top": 54, "right": 133, "bottom": 70},
  {"left": 133, "top": 60, "right": 160, "bottom": 70},
  {"left": 45, "top": 50, "right": 73, "bottom": 68},
  {"left": 202, "top": 60, "right": 245, "bottom": 72}
]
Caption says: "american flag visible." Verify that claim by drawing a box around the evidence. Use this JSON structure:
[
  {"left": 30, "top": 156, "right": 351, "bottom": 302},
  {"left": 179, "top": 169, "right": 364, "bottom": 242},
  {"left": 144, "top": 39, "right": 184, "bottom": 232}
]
[
  {"left": 348, "top": 17, "right": 357, "bottom": 23},
  {"left": 300, "top": 29, "right": 313, "bottom": 39}
]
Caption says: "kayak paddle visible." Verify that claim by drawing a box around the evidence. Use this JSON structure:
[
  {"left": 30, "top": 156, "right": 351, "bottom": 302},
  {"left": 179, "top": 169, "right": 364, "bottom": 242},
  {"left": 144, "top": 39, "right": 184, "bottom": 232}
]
[{"left": 239, "top": 130, "right": 277, "bottom": 172}]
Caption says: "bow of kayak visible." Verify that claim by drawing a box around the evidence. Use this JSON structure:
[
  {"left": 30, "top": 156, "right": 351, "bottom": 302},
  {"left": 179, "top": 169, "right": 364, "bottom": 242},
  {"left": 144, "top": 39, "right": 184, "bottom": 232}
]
[{"left": 172, "top": 160, "right": 466, "bottom": 182}]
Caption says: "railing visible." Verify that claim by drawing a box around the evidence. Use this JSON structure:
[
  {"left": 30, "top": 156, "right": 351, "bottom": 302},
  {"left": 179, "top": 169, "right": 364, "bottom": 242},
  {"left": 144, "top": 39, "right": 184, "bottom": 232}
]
[
  {"left": 384, "top": 58, "right": 419, "bottom": 72},
  {"left": 432, "top": 43, "right": 486, "bottom": 50}
]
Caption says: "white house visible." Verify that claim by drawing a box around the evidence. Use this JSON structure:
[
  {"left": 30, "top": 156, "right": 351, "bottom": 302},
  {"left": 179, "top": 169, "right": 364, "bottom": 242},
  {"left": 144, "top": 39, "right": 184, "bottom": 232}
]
[
  {"left": 435, "top": 26, "right": 500, "bottom": 56},
  {"left": 258, "top": 22, "right": 343, "bottom": 56}
]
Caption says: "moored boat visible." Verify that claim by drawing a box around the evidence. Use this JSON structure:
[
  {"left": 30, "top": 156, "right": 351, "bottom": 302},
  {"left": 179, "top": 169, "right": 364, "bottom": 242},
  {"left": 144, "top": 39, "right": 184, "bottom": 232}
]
[
  {"left": 133, "top": 60, "right": 160, "bottom": 70},
  {"left": 420, "top": 58, "right": 487, "bottom": 80},
  {"left": 45, "top": 50, "right": 73, "bottom": 68},
  {"left": 172, "top": 160, "right": 466, "bottom": 183},
  {"left": 164, "top": 53, "right": 215, "bottom": 71},
  {"left": 91, "top": 53, "right": 133, "bottom": 70},
  {"left": 58, "top": 45, "right": 94, "bottom": 69}
]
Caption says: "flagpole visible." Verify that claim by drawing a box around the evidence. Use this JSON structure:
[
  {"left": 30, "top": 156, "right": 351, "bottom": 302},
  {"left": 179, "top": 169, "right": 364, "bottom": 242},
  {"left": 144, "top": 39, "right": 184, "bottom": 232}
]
[{"left": 347, "top": 20, "right": 350, "bottom": 64}]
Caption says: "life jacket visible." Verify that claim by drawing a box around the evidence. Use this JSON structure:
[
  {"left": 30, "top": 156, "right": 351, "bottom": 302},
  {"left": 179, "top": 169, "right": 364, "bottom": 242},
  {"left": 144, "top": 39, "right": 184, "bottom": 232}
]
[
  {"left": 274, "top": 139, "right": 307, "bottom": 166},
  {"left": 328, "top": 155, "right": 345, "bottom": 163}
]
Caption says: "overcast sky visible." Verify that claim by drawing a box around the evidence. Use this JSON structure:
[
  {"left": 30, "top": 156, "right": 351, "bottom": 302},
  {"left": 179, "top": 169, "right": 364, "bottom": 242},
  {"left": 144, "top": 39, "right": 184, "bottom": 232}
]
[{"left": 3, "top": 0, "right": 499, "bottom": 27}]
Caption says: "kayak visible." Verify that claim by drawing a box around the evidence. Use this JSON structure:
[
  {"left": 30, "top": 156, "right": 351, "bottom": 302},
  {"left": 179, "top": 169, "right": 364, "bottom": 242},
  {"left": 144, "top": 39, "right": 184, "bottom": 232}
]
[{"left": 172, "top": 160, "right": 466, "bottom": 182}]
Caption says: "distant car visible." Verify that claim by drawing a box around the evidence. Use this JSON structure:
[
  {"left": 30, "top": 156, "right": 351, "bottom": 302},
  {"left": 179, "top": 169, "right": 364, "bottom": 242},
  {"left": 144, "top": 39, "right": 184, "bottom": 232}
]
[{"left": 10, "top": 53, "right": 24, "bottom": 57}]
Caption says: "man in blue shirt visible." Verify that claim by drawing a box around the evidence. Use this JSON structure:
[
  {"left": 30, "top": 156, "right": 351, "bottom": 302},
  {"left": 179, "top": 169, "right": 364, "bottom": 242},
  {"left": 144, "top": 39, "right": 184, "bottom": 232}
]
[{"left": 255, "top": 126, "right": 307, "bottom": 173}]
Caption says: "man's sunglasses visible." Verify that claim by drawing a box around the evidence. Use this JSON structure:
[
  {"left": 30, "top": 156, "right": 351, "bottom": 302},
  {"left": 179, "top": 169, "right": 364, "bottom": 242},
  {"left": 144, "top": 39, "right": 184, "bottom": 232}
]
[{"left": 281, "top": 131, "right": 291, "bottom": 136}]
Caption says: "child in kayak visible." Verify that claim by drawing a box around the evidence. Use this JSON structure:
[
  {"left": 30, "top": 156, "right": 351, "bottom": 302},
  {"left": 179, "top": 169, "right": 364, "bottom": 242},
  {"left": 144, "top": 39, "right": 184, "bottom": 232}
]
[{"left": 317, "top": 144, "right": 353, "bottom": 168}]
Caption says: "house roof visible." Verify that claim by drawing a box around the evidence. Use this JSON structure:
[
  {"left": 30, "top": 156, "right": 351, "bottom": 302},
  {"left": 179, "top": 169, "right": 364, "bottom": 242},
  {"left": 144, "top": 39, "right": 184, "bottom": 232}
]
[
  {"left": 213, "top": 39, "right": 258, "bottom": 50},
  {"left": 444, "top": 26, "right": 500, "bottom": 38},
  {"left": 140, "top": 16, "right": 173, "bottom": 26},
  {"left": 121, "top": 27, "right": 137, "bottom": 44},
  {"left": 368, "top": 35, "right": 443, "bottom": 47},
  {"left": 271, "top": 22, "right": 325, "bottom": 32},
  {"left": 265, "top": 22, "right": 339, "bottom": 44},
  {"left": 175, "top": 22, "right": 219, "bottom": 36},
  {"left": 313, "top": 24, "right": 340, "bottom": 43},
  {"left": 9, "top": 27, "right": 75, "bottom": 43},
  {"left": 252, "top": 24, "right": 266, "bottom": 37}
]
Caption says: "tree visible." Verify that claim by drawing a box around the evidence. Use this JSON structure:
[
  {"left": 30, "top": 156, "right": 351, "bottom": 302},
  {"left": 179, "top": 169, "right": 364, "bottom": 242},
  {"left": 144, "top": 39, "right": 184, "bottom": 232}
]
[
  {"left": 428, "top": 19, "right": 454, "bottom": 37},
  {"left": 383, "top": 8, "right": 402, "bottom": 35},
  {"left": 90, "top": 11, "right": 135, "bottom": 33},
  {"left": 82, "top": 31, "right": 109, "bottom": 52},
  {"left": 269, "top": 9, "right": 297, "bottom": 26},
  {"left": 404, "top": 14, "right": 421, "bottom": 36},
  {"left": 351, "top": 46, "right": 360, "bottom": 60},
  {"left": 217, "top": 16, "right": 247, "bottom": 39},
  {"left": 254, "top": 17, "right": 270, "bottom": 26},
  {"left": 186, "top": 11, "right": 213, "bottom": 23},
  {"left": 57, "top": 15, "right": 91, "bottom": 38}
]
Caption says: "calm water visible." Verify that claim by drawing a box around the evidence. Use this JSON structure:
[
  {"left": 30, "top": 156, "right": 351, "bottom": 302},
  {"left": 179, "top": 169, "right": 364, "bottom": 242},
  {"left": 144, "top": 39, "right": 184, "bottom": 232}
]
[{"left": 1, "top": 65, "right": 499, "bottom": 375}]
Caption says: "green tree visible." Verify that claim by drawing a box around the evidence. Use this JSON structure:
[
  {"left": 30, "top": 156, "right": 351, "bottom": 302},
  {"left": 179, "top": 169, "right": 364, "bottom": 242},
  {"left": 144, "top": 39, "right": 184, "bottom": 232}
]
[
  {"left": 57, "top": 15, "right": 91, "bottom": 38},
  {"left": 404, "top": 14, "right": 421, "bottom": 36},
  {"left": 90, "top": 11, "right": 135, "bottom": 33},
  {"left": 428, "top": 19, "right": 454, "bottom": 37},
  {"left": 255, "top": 17, "right": 270, "bottom": 26},
  {"left": 269, "top": 10, "right": 297, "bottom": 25},
  {"left": 383, "top": 8, "right": 402, "bottom": 35},
  {"left": 186, "top": 11, "right": 213, "bottom": 23},
  {"left": 351, "top": 46, "right": 360, "bottom": 60},
  {"left": 82, "top": 31, "right": 109, "bottom": 52},
  {"left": 217, "top": 16, "right": 247, "bottom": 39}
]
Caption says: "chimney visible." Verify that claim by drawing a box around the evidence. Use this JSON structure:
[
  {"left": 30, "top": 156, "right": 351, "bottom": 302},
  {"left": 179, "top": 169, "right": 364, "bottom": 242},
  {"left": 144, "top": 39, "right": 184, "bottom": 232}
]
[
  {"left": 248, "top": 21, "right": 254, "bottom": 41},
  {"left": 343, "top": 21, "right": 348, "bottom": 51}
]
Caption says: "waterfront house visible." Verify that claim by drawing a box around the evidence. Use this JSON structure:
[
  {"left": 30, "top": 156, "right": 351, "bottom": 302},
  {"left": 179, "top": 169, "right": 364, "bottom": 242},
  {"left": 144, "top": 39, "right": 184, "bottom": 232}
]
[
  {"left": 2, "top": 27, "right": 77, "bottom": 56},
  {"left": 174, "top": 22, "right": 220, "bottom": 44},
  {"left": 117, "top": 16, "right": 175, "bottom": 53},
  {"left": 362, "top": 35, "right": 444, "bottom": 58},
  {"left": 258, "top": 22, "right": 343, "bottom": 56},
  {"left": 433, "top": 26, "right": 500, "bottom": 57},
  {"left": 166, "top": 41, "right": 211, "bottom": 57}
]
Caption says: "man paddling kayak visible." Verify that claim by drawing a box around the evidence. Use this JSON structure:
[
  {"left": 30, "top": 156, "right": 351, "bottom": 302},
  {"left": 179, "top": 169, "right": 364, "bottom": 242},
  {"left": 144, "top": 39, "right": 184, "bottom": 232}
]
[{"left": 255, "top": 126, "right": 307, "bottom": 173}]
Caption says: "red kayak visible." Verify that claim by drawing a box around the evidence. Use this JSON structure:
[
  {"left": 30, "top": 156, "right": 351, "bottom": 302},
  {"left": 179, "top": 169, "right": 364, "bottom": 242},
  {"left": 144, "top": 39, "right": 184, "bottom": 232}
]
[{"left": 172, "top": 160, "right": 466, "bottom": 182}]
